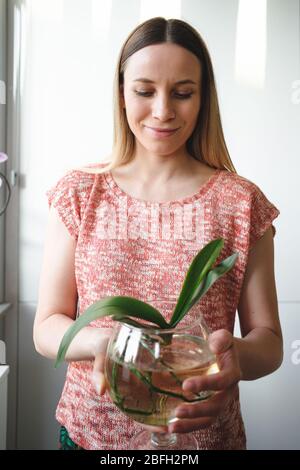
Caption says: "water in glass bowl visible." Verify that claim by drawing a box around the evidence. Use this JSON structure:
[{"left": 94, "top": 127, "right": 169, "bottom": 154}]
[{"left": 106, "top": 332, "right": 219, "bottom": 427}]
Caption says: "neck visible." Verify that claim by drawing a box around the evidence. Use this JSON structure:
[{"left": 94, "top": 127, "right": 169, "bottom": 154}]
[{"left": 127, "top": 148, "right": 197, "bottom": 184}]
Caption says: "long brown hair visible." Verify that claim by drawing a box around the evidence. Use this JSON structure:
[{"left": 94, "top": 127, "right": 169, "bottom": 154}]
[{"left": 79, "top": 17, "right": 236, "bottom": 174}]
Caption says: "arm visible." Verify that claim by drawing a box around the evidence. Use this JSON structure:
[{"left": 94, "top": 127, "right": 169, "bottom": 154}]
[
  {"left": 235, "top": 225, "right": 283, "bottom": 379},
  {"left": 33, "top": 207, "right": 112, "bottom": 392},
  {"left": 34, "top": 206, "right": 169, "bottom": 432},
  {"left": 169, "top": 226, "right": 283, "bottom": 433}
]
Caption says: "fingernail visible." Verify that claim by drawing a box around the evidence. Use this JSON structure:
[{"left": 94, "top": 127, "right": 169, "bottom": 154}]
[{"left": 183, "top": 381, "right": 196, "bottom": 392}]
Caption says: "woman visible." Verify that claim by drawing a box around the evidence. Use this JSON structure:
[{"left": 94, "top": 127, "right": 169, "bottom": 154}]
[{"left": 33, "top": 17, "right": 283, "bottom": 450}]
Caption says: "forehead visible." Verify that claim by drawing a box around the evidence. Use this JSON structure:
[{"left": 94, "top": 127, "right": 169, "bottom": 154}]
[{"left": 124, "top": 43, "right": 201, "bottom": 83}]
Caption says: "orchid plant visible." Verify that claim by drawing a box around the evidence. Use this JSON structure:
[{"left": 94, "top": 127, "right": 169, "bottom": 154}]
[{"left": 55, "top": 238, "right": 238, "bottom": 368}]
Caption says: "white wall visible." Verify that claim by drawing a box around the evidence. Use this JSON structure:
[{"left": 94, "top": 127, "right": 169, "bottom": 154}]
[{"left": 10, "top": 0, "right": 300, "bottom": 449}]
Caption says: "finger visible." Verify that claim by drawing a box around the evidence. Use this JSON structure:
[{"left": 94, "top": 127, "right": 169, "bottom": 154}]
[
  {"left": 185, "top": 366, "right": 241, "bottom": 392},
  {"left": 183, "top": 360, "right": 242, "bottom": 392},
  {"left": 169, "top": 416, "right": 215, "bottom": 434},
  {"left": 92, "top": 371, "right": 107, "bottom": 395},
  {"left": 175, "top": 391, "right": 228, "bottom": 419},
  {"left": 92, "top": 353, "right": 107, "bottom": 395},
  {"left": 176, "top": 385, "right": 238, "bottom": 419}
]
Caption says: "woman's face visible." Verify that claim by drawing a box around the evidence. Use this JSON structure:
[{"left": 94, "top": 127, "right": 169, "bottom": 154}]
[{"left": 121, "top": 43, "right": 201, "bottom": 157}]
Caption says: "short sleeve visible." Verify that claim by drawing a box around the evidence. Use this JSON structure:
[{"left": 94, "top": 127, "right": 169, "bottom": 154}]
[
  {"left": 249, "top": 187, "right": 280, "bottom": 249},
  {"left": 46, "top": 170, "right": 94, "bottom": 240}
]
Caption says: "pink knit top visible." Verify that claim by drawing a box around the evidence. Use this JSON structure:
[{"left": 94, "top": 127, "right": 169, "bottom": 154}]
[{"left": 46, "top": 163, "right": 280, "bottom": 450}]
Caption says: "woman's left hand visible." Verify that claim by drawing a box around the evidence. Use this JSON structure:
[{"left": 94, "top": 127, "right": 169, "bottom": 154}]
[{"left": 168, "top": 329, "right": 242, "bottom": 434}]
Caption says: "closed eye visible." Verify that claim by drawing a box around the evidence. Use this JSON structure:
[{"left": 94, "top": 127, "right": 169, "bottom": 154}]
[{"left": 134, "top": 91, "right": 194, "bottom": 100}]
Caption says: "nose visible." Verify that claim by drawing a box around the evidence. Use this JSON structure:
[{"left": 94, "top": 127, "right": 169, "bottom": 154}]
[{"left": 152, "top": 94, "right": 176, "bottom": 121}]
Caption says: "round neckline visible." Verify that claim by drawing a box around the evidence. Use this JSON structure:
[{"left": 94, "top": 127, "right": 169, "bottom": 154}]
[{"left": 103, "top": 167, "right": 222, "bottom": 205}]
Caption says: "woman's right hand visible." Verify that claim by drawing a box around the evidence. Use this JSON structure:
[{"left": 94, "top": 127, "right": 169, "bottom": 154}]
[
  {"left": 91, "top": 327, "right": 113, "bottom": 395},
  {"left": 91, "top": 327, "right": 168, "bottom": 433}
]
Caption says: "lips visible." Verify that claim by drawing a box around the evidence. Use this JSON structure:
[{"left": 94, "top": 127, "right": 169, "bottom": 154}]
[
  {"left": 146, "top": 126, "right": 179, "bottom": 132},
  {"left": 145, "top": 126, "right": 179, "bottom": 138}
]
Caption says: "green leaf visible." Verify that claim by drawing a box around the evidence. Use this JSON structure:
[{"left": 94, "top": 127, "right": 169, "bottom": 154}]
[
  {"left": 169, "top": 239, "right": 224, "bottom": 327},
  {"left": 190, "top": 253, "right": 238, "bottom": 306},
  {"left": 55, "top": 238, "right": 239, "bottom": 370},
  {"left": 170, "top": 253, "right": 239, "bottom": 327},
  {"left": 111, "top": 315, "right": 158, "bottom": 330},
  {"left": 55, "top": 296, "right": 169, "bottom": 368}
]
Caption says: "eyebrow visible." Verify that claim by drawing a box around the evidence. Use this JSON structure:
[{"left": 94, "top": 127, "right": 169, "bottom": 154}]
[{"left": 133, "top": 78, "right": 197, "bottom": 85}]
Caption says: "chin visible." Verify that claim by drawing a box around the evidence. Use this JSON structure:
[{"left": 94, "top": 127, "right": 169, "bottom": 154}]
[
  {"left": 135, "top": 133, "right": 185, "bottom": 154},
  {"left": 144, "top": 145, "right": 179, "bottom": 156}
]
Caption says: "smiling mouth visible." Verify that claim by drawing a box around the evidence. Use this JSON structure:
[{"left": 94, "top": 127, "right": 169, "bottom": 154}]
[
  {"left": 147, "top": 126, "right": 179, "bottom": 132},
  {"left": 145, "top": 126, "right": 180, "bottom": 137}
]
